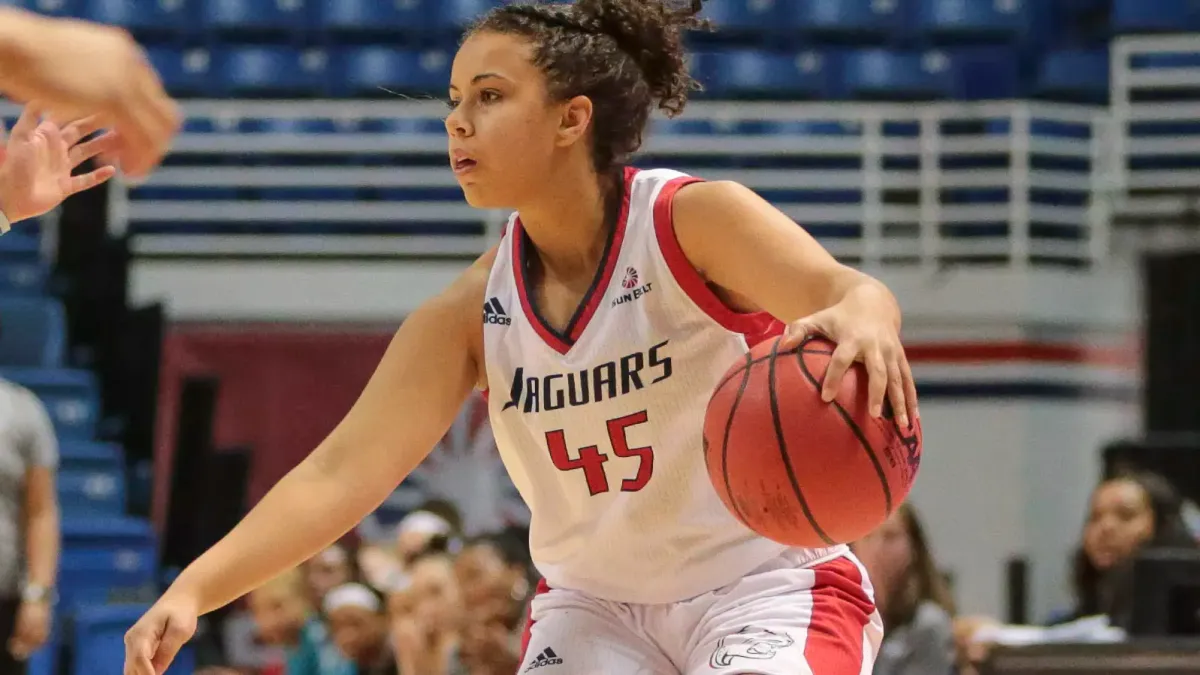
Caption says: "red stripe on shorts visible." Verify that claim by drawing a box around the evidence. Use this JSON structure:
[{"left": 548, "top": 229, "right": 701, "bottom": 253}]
[
  {"left": 519, "top": 578, "right": 552, "bottom": 661},
  {"left": 803, "top": 557, "right": 875, "bottom": 674}
]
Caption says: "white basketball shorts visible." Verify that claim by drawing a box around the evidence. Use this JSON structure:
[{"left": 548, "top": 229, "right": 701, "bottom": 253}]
[{"left": 518, "top": 550, "right": 884, "bottom": 675}]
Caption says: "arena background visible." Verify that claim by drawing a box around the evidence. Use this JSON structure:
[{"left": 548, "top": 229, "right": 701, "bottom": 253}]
[{"left": 4, "top": 1, "right": 1200, "bottom": 675}]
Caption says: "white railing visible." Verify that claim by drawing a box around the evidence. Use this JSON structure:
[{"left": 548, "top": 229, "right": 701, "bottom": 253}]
[
  {"left": 4, "top": 99, "right": 1113, "bottom": 270},
  {"left": 1111, "top": 35, "right": 1200, "bottom": 230}
]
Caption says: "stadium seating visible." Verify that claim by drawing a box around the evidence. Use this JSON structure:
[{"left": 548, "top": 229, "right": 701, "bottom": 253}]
[
  {"left": 60, "top": 516, "right": 158, "bottom": 606},
  {"left": 14, "top": 0, "right": 1163, "bottom": 101},
  {"left": 200, "top": 0, "right": 308, "bottom": 39},
  {"left": 73, "top": 604, "right": 194, "bottom": 675},
  {"left": 336, "top": 47, "right": 453, "bottom": 97},
  {"left": 1, "top": 368, "right": 100, "bottom": 440},
  {"left": 1111, "top": 0, "right": 1200, "bottom": 34},
  {"left": 0, "top": 297, "right": 65, "bottom": 368},
  {"left": 216, "top": 46, "right": 328, "bottom": 97},
  {"left": 0, "top": 229, "right": 48, "bottom": 295},
  {"left": 1035, "top": 49, "right": 1109, "bottom": 103},
  {"left": 61, "top": 442, "right": 125, "bottom": 473},
  {"left": 59, "top": 466, "right": 126, "bottom": 515},
  {"left": 787, "top": 0, "right": 899, "bottom": 42},
  {"left": 81, "top": 0, "right": 190, "bottom": 36}
]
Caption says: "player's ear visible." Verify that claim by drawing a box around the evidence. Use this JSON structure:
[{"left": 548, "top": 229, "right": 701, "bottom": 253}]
[{"left": 555, "top": 95, "right": 593, "bottom": 149}]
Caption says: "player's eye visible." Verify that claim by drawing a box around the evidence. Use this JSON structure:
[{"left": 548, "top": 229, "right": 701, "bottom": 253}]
[{"left": 479, "top": 89, "right": 502, "bottom": 104}]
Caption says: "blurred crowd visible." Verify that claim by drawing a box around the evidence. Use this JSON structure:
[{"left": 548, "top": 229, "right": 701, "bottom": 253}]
[
  {"left": 188, "top": 470, "right": 1198, "bottom": 675},
  {"left": 198, "top": 502, "right": 535, "bottom": 675}
]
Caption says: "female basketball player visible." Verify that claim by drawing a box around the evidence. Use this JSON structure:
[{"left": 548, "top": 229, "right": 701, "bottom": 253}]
[{"left": 124, "top": 1, "right": 919, "bottom": 673}]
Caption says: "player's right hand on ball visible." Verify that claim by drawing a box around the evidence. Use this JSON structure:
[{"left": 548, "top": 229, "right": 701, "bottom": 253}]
[
  {"left": 1, "top": 10, "right": 180, "bottom": 178},
  {"left": 123, "top": 592, "right": 199, "bottom": 675}
]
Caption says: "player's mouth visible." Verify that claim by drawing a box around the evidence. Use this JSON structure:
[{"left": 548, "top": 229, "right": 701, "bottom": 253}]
[{"left": 452, "top": 151, "right": 478, "bottom": 175}]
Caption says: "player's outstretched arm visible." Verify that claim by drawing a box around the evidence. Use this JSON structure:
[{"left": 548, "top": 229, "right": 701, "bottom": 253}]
[
  {"left": 669, "top": 180, "right": 917, "bottom": 426},
  {"left": 122, "top": 250, "right": 495, "bottom": 675},
  {"left": 0, "top": 7, "right": 179, "bottom": 178}
]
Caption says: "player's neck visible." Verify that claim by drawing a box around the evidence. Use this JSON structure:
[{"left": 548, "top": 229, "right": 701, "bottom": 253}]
[{"left": 517, "top": 161, "right": 617, "bottom": 281}]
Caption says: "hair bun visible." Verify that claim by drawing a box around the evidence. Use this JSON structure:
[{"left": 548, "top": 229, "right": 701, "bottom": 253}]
[{"left": 573, "top": 0, "right": 708, "bottom": 117}]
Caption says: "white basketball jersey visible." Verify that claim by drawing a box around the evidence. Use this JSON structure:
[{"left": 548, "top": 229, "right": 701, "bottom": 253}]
[{"left": 482, "top": 167, "right": 844, "bottom": 604}]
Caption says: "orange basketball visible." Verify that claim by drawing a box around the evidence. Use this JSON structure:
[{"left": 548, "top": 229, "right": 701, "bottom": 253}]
[{"left": 703, "top": 335, "right": 922, "bottom": 547}]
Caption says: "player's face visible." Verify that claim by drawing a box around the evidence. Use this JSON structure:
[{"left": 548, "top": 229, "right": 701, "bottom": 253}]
[
  {"left": 446, "top": 32, "right": 570, "bottom": 209},
  {"left": 1082, "top": 479, "right": 1155, "bottom": 570}
]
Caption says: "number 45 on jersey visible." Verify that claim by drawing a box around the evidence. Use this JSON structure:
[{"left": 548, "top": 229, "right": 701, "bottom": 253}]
[{"left": 546, "top": 411, "right": 654, "bottom": 495}]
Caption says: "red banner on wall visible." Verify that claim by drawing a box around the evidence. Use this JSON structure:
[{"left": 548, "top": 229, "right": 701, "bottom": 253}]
[{"left": 153, "top": 324, "right": 393, "bottom": 529}]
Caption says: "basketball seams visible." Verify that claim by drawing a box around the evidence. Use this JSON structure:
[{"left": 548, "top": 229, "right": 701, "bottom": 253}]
[
  {"left": 715, "top": 352, "right": 756, "bottom": 529},
  {"left": 793, "top": 338, "right": 895, "bottom": 516},
  {"left": 767, "top": 338, "right": 836, "bottom": 546},
  {"left": 711, "top": 346, "right": 834, "bottom": 397}
]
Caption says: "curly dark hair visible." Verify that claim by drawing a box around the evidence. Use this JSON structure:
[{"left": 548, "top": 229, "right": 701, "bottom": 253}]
[{"left": 469, "top": 0, "right": 709, "bottom": 174}]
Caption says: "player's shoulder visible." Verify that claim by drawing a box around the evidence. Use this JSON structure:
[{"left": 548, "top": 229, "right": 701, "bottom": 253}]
[{"left": 416, "top": 246, "right": 496, "bottom": 331}]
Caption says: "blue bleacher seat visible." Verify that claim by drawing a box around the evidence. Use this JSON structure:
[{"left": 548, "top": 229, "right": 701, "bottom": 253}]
[
  {"left": 2, "top": 368, "right": 100, "bottom": 440},
  {"left": 74, "top": 604, "right": 195, "bottom": 675},
  {"left": 1036, "top": 49, "right": 1109, "bottom": 103},
  {"left": 217, "top": 46, "right": 327, "bottom": 96},
  {"left": 914, "top": 0, "right": 1037, "bottom": 43},
  {"left": 316, "top": 0, "right": 428, "bottom": 36},
  {"left": 431, "top": 0, "right": 501, "bottom": 32},
  {"left": 61, "top": 517, "right": 157, "bottom": 606},
  {"left": 0, "top": 231, "right": 47, "bottom": 295},
  {"left": 700, "top": 0, "right": 781, "bottom": 35},
  {"left": 701, "top": 50, "right": 832, "bottom": 100},
  {"left": 201, "top": 0, "right": 307, "bottom": 37},
  {"left": 26, "top": 627, "right": 56, "bottom": 675},
  {"left": 787, "top": 0, "right": 900, "bottom": 40},
  {"left": 0, "top": 297, "right": 65, "bottom": 368},
  {"left": 21, "top": 0, "right": 79, "bottom": 17},
  {"left": 337, "top": 47, "right": 452, "bottom": 96},
  {"left": 146, "top": 47, "right": 214, "bottom": 97},
  {"left": 82, "top": 0, "right": 191, "bottom": 35},
  {"left": 58, "top": 466, "right": 125, "bottom": 515},
  {"left": 843, "top": 49, "right": 955, "bottom": 100},
  {"left": 955, "top": 46, "right": 1021, "bottom": 99},
  {"left": 1112, "top": 0, "right": 1200, "bottom": 34},
  {"left": 653, "top": 119, "right": 717, "bottom": 136},
  {"left": 60, "top": 442, "right": 124, "bottom": 472}
]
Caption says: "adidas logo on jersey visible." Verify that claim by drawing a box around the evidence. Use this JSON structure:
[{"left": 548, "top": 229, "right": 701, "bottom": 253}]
[
  {"left": 523, "top": 648, "right": 563, "bottom": 672},
  {"left": 484, "top": 297, "right": 512, "bottom": 326}
]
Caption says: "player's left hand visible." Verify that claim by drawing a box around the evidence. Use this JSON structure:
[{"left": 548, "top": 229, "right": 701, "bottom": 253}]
[
  {"left": 0, "top": 102, "right": 119, "bottom": 227},
  {"left": 781, "top": 295, "right": 917, "bottom": 429}
]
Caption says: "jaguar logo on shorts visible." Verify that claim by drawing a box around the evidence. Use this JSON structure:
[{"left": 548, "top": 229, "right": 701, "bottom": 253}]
[{"left": 709, "top": 626, "right": 795, "bottom": 667}]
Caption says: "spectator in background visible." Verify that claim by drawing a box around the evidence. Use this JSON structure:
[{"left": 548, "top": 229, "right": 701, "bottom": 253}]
[
  {"left": 388, "top": 553, "right": 464, "bottom": 675},
  {"left": 0, "top": 377, "right": 59, "bottom": 671},
  {"left": 241, "top": 569, "right": 349, "bottom": 675},
  {"left": 394, "top": 512, "right": 458, "bottom": 571},
  {"left": 955, "top": 471, "right": 1199, "bottom": 672},
  {"left": 303, "top": 543, "right": 357, "bottom": 609},
  {"left": 854, "top": 504, "right": 955, "bottom": 675},
  {"left": 453, "top": 531, "right": 533, "bottom": 675},
  {"left": 324, "top": 584, "right": 394, "bottom": 675}
]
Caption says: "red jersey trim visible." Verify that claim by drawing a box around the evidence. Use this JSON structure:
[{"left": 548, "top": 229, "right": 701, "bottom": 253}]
[
  {"left": 652, "top": 176, "right": 784, "bottom": 346},
  {"left": 512, "top": 167, "right": 638, "bottom": 355}
]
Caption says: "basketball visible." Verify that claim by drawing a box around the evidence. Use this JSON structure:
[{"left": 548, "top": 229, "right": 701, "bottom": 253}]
[{"left": 703, "top": 335, "right": 922, "bottom": 547}]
